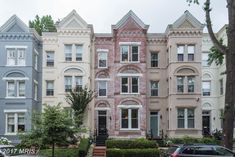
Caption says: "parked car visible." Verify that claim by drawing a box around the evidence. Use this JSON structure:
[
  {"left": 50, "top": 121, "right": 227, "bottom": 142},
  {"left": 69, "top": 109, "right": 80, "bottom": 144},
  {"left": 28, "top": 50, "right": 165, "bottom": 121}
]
[{"left": 164, "top": 144, "right": 235, "bottom": 157}]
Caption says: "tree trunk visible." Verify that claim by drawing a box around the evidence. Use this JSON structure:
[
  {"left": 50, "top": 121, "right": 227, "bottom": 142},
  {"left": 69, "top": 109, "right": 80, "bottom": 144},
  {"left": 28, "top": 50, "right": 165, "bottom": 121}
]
[
  {"left": 222, "top": 0, "right": 235, "bottom": 150},
  {"left": 52, "top": 141, "right": 55, "bottom": 157}
]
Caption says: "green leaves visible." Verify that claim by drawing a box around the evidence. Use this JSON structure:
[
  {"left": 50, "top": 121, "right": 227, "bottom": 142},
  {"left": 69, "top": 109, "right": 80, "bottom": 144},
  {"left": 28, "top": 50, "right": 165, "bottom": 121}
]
[
  {"left": 208, "top": 39, "right": 225, "bottom": 66},
  {"left": 187, "top": 0, "right": 199, "bottom": 5},
  {"left": 29, "top": 15, "right": 56, "bottom": 35}
]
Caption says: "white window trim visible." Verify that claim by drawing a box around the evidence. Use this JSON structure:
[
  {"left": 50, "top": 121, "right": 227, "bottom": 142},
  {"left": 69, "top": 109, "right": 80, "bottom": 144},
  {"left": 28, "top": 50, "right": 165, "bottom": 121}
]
[
  {"left": 119, "top": 42, "right": 141, "bottom": 45},
  {"left": 3, "top": 77, "right": 29, "bottom": 80},
  {"left": 120, "top": 77, "right": 140, "bottom": 95},
  {"left": 97, "top": 49, "right": 109, "bottom": 52},
  {"left": 5, "top": 80, "right": 26, "bottom": 98},
  {"left": 4, "top": 110, "right": 27, "bottom": 135},
  {"left": 177, "top": 108, "right": 195, "bottom": 129},
  {"left": 120, "top": 108, "right": 140, "bottom": 131},
  {"left": 120, "top": 44, "right": 140, "bottom": 63},
  {"left": 95, "top": 78, "right": 110, "bottom": 81},
  {"left": 95, "top": 107, "right": 111, "bottom": 111},
  {"left": 34, "top": 53, "right": 38, "bottom": 71},
  {"left": 120, "top": 45, "right": 129, "bottom": 63},
  {"left": 117, "top": 73, "right": 142, "bottom": 77},
  {"left": 98, "top": 51, "right": 108, "bottom": 68},
  {"left": 64, "top": 75, "right": 83, "bottom": 92},
  {"left": 98, "top": 81, "right": 107, "bottom": 97}
]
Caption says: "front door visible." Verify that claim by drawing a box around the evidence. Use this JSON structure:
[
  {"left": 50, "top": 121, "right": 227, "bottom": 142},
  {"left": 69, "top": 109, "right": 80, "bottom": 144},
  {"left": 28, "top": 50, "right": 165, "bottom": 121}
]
[
  {"left": 98, "top": 111, "right": 107, "bottom": 135},
  {"left": 202, "top": 111, "right": 211, "bottom": 136},
  {"left": 150, "top": 112, "right": 159, "bottom": 139}
]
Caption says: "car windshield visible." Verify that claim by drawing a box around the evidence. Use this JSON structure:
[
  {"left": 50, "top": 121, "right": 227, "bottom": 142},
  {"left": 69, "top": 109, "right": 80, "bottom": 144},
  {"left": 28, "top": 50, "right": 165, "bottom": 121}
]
[{"left": 214, "top": 147, "right": 234, "bottom": 156}]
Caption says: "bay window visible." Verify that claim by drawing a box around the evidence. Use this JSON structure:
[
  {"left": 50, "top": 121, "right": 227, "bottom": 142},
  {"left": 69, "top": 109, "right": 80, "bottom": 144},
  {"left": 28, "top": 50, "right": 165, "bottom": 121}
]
[
  {"left": 177, "top": 108, "right": 195, "bottom": 129},
  {"left": 120, "top": 44, "right": 139, "bottom": 62},
  {"left": 5, "top": 112, "right": 26, "bottom": 134},
  {"left": 7, "top": 80, "right": 25, "bottom": 97},
  {"left": 7, "top": 48, "right": 26, "bottom": 66}
]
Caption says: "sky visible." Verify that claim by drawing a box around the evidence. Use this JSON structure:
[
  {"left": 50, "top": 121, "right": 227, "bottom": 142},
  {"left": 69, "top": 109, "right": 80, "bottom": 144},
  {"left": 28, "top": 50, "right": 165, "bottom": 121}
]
[{"left": 0, "top": 0, "right": 228, "bottom": 33}]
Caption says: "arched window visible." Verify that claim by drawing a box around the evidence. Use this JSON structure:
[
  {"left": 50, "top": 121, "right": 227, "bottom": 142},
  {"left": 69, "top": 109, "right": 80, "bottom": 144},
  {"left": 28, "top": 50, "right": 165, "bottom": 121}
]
[
  {"left": 64, "top": 68, "right": 83, "bottom": 92},
  {"left": 3, "top": 72, "right": 27, "bottom": 98}
]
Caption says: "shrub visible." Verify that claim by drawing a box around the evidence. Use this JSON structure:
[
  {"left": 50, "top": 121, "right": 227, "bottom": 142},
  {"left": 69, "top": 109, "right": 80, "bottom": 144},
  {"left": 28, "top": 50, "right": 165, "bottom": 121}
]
[
  {"left": 106, "top": 138, "right": 157, "bottom": 149},
  {"left": 168, "top": 136, "right": 219, "bottom": 145},
  {"left": 106, "top": 148, "right": 160, "bottom": 157},
  {"left": 39, "top": 148, "right": 79, "bottom": 157},
  {"left": 78, "top": 138, "right": 90, "bottom": 157},
  {"left": 0, "top": 137, "right": 11, "bottom": 145}
]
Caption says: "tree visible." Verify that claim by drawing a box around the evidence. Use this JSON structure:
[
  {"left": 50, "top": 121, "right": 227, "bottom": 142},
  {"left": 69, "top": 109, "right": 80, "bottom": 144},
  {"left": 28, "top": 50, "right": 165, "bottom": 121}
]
[
  {"left": 66, "top": 87, "right": 96, "bottom": 128},
  {"left": 20, "top": 105, "right": 75, "bottom": 157},
  {"left": 187, "top": 0, "right": 235, "bottom": 149},
  {"left": 29, "top": 15, "right": 56, "bottom": 35}
]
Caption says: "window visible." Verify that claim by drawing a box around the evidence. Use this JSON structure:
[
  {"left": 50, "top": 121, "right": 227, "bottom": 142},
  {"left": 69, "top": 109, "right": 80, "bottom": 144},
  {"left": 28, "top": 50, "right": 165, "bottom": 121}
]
[
  {"left": 98, "top": 81, "right": 107, "bottom": 96},
  {"left": 187, "top": 76, "right": 195, "bottom": 93},
  {"left": 219, "top": 79, "right": 223, "bottom": 95},
  {"left": 177, "top": 108, "right": 195, "bottom": 128},
  {"left": 151, "top": 53, "right": 158, "bottom": 67},
  {"left": 177, "top": 45, "right": 184, "bottom": 61},
  {"left": 187, "top": 45, "right": 195, "bottom": 61},
  {"left": 98, "top": 52, "right": 107, "bottom": 68},
  {"left": 7, "top": 48, "right": 26, "bottom": 66},
  {"left": 202, "top": 81, "right": 211, "bottom": 96},
  {"left": 121, "top": 77, "right": 139, "bottom": 94},
  {"left": 177, "top": 76, "right": 184, "bottom": 93},
  {"left": 121, "top": 77, "right": 128, "bottom": 93},
  {"left": 120, "top": 45, "right": 139, "bottom": 62},
  {"left": 46, "top": 51, "right": 54, "bottom": 67},
  {"left": 64, "top": 76, "right": 72, "bottom": 92},
  {"left": 7, "top": 80, "right": 25, "bottom": 97},
  {"left": 34, "top": 83, "right": 38, "bottom": 100},
  {"left": 34, "top": 54, "right": 38, "bottom": 70},
  {"left": 202, "top": 52, "right": 209, "bottom": 66},
  {"left": 46, "top": 81, "right": 54, "bottom": 96},
  {"left": 6, "top": 113, "right": 25, "bottom": 134},
  {"left": 65, "top": 76, "right": 83, "bottom": 92},
  {"left": 75, "top": 45, "right": 83, "bottom": 61},
  {"left": 195, "top": 147, "right": 215, "bottom": 155},
  {"left": 121, "top": 108, "right": 139, "bottom": 129},
  {"left": 214, "top": 147, "right": 234, "bottom": 156},
  {"left": 150, "top": 81, "right": 158, "bottom": 96},
  {"left": 64, "top": 44, "right": 72, "bottom": 61}
]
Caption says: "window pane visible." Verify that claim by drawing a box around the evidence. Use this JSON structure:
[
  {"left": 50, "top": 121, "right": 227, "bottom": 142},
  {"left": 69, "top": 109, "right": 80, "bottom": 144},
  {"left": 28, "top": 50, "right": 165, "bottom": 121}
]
[
  {"left": 7, "top": 113, "right": 15, "bottom": 133},
  {"left": 46, "top": 51, "right": 54, "bottom": 67},
  {"left": 188, "top": 45, "right": 195, "bottom": 54},
  {"left": 188, "top": 54, "right": 194, "bottom": 61},
  {"left": 219, "top": 79, "right": 223, "bottom": 95},
  {"left": 64, "top": 44, "right": 72, "bottom": 61},
  {"left": 98, "top": 52, "right": 107, "bottom": 67},
  {"left": 17, "top": 49, "right": 26, "bottom": 65},
  {"left": 178, "top": 109, "right": 185, "bottom": 128},
  {"left": 64, "top": 76, "right": 72, "bottom": 92},
  {"left": 151, "top": 53, "right": 158, "bottom": 67},
  {"left": 188, "top": 76, "right": 195, "bottom": 93},
  {"left": 18, "top": 81, "right": 25, "bottom": 97},
  {"left": 131, "top": 46, "right": 138, "bottom": 62},
  {"left": 132, "top": 77, "right": 138, "bottom": 93},
  {"left": 121, "top": 77, "right": 128, "bottom": 93},
  {"left": 7, "top": 81, "right": 15, "bottom": 97},
  {"left": 121, "top": 109, "right": 128, "bottom": 128},
  {"left": 202, "top": 81, "right": 211, "bottom": 96},
  {"left": 177, "top": 77, "right": 184, "bottom": 93},
  {"left": 188, "top": 109, "right": 195, "bottom": 128},
  {"left": 75, "top": 76, "right": 82, "bottom": 91},
  {"left": 202, "top": 53, "right": 209, "bottom": 66},
  {"left": 131, "top": 109, "right": 138, "bottom": 128},
  {"left": 177, "top": 46, "right": 184, "bottom": 61},
  {"left": 7, "top": 48, "right": 16, "bottom": 65},
  {"left": 46, "top": 81, "right": 54, "bottom": 96},
  {"left": 18, "top": 113, "right": 25, "bottom": 132},
  {"left": 151, "top": 81, "right": 158, "bottom": 96},
  {"left": 121, "top": 46, "right": 128, "bottom": 62},
  {"left": 76, "top": 45, "right": 83, "bottom": 61},
  {"left": 99, "top": 81, "right": 107, "bottom": 96}
]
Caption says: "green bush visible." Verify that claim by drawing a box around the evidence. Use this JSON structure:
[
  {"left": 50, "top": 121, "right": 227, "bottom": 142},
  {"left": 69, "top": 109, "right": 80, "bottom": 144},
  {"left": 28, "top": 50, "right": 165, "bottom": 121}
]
[
  {"left": 39, "top": 148, "right": 79, "bottom": 157},
  {"left": 106, "top": 148, "right": 160, "bottom": 157},
  {"left": 78, "top": 138, "right": 90, "bottom": 157},
  {"left": 106, "top": 138, "right": 157, "bottom": 149},
  {"left": 168, "top": 136, "right": 220, "bottom": 145}
]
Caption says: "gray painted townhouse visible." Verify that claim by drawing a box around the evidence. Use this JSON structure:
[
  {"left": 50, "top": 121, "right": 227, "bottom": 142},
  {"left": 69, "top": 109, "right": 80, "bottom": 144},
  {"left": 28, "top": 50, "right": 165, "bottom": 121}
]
[{"left": 0, "top": 15, "right": 42, "bottom": 144}]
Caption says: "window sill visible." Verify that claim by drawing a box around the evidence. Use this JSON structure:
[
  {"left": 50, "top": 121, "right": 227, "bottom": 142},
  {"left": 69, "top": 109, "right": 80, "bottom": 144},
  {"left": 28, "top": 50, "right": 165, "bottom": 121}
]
[
  {"left": 5, "top": 133, "right": 17, "bottom": 136},
  {"left": 120, "top": 93, "right": 140, "bottom": 95},
  {"left": 5, "top": 97, "right": 26, "bottom": 99},
  {"left": 98, "top": 67, "right": 108, "bottom": 69},
  {"left": 120, "top": 129, "right": 140, "bottom": 131},
  {"left": 120, "top": 61, "right": 140, "bottom": 64},
  {"left": 5, "top": 65, "right": 26, "bottom": 67},
  {"left": 98, "top": 96, "right": 107, "bottom": 98}
]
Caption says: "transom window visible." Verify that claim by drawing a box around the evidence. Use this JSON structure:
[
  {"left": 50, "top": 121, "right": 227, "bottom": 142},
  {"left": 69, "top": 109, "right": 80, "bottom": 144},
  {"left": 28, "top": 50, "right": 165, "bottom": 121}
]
[
  {"left": 5, "top": 112, "right": 25, "bottom": 134},
  {"left": 177, "top": 108, "right": 195, "bottom": 128},
  {"left": 46, "top": 51, "right": 54, "bottom": 67},
  {"left": 151, "top": 52, "right": 158, "bottom": 67},
  {"left": 98, "top": 52, "right": 107, "bottom": 68},
  {"left": 121, "top": 108, "right": 139, "bottom": 129},
  {"left": 7, "top": 47, "right": 26, "bottom": 66},
  {"left": 121, "top": 77, "right": 139, "bottom": 94},
  {"left": 120, "top": 45, "right": 139, "bottom": 62}
]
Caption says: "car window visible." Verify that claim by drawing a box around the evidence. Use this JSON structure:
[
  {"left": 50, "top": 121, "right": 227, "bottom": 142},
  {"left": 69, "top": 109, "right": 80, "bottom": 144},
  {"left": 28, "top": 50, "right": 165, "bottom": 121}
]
[
  {"left": 166, "top": 146, "right": 179, "bottom": 154},
  {"left": 182, "top": 147, "right": 195, "bottom": 154},
  {"left": 195, "top": 147, "right": 216, "bottom": 155},
  {"left": 214, "top": 147, "right": 234, "bottom": 156}
]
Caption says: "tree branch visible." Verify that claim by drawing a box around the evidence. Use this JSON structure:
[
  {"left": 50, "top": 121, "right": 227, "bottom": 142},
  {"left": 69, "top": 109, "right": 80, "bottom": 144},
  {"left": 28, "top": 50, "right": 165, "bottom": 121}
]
[{"left": 204, "top": 0, "right": 228, "bottom": 55}]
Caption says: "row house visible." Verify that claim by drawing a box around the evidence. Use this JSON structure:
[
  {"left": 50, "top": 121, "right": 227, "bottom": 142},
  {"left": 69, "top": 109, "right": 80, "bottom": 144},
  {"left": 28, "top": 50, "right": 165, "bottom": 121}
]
[
  {"left": 0, "top": 15, "right": 42, "bottom": 143},
  {"left": 42, "top": 10, "right": 94, "bottom": 129}
]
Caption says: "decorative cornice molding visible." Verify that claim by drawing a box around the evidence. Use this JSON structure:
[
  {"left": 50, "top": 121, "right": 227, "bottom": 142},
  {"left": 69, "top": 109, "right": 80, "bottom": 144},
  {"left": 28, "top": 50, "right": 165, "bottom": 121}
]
[
  {"left": 117, "top": 31, "right": 145, "bottom": 37},
  {"left": 167, "top": 30, "right": 203, "bottom": 37},
  {"left": 147, "top": 37, "right": 167, "bottom": 44},
  {"left": 57, "top": 29, "right": 92, "bottom": 36},
  {"left": 0, "top": 33, "right": 32, "bottom": 40}
]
